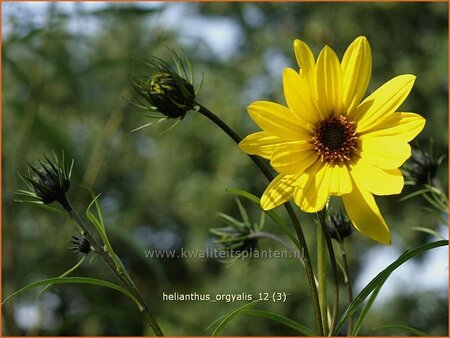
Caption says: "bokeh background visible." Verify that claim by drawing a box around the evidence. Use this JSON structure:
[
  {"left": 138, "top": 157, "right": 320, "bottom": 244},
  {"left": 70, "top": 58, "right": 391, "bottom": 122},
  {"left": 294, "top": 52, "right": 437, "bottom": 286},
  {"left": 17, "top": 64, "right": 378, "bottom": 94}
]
[{"left": 2, "top": 2, "right": 448, "bottom": 336}]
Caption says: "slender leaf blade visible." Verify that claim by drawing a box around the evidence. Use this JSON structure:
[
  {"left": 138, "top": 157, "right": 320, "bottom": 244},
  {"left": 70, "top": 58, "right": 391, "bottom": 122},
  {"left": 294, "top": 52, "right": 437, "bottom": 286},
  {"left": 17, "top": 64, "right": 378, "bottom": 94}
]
[
  {"left": 2, "top": 277, "right": 142, "bottom": 309},
  {"left": 242, "top": 309, "right": 315, "bottom": 336},
  {"left": 370, "top": 324, "right": 428, "bottom": 336},
  {"left": 334, "top": 240, "right": 448, "bottom": 335},
  {"left": 411, "top": 226, "right": 447, "bottom": 240},
  {"left": 37, "top": 256, "right": 87, "bottom": 298},
  {"left": 351, "top": 282, "right": 383, "bottom": 335},
  {"left": 212, "top": 301, "right": 260, "bottom": 336}
]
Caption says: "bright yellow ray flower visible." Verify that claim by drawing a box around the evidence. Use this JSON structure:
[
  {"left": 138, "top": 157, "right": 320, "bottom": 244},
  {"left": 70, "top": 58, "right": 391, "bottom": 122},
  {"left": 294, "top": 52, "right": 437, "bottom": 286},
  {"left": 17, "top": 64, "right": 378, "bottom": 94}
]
[{"left": 239, "top": 36, "right": 425, "bottom": 244}]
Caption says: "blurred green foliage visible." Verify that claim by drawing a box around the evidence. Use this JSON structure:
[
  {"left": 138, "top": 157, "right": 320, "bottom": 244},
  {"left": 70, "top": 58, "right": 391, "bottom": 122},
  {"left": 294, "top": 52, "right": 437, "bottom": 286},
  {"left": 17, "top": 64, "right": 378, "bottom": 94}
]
[{"left": 2, "top": 2, "right": 448, "bottom": 335}]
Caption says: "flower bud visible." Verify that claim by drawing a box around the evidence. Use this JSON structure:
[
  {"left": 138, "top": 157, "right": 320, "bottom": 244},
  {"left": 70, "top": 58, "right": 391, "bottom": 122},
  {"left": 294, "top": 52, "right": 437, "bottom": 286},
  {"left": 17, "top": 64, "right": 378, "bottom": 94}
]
[
  {"left": 69, "top": 234, "right": 91, "bottom": 254},
  {"left": 210, "top": 226, "right": 258, "bottom": 253},
  {"left": 327, "top": 209, "right": 354, "bottom": 241},
  {"left": 404, "top": 148, "right": 440, "bottom": 186},
  {"left": 211, "top": 199, "right": 262, "bottom": 255},
  {"left": 18, "top": 152, "right": 73, "bottom": 205},
  {"left": 134, "top": 52, "right": 197, "bottom": 119},
  {"left": 145, "top": 72, "right": 195, "bottom": 119}
]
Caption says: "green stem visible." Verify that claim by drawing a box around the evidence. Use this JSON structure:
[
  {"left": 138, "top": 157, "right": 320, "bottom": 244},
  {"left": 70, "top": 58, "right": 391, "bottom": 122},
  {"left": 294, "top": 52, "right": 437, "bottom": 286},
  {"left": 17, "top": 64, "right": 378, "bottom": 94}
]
[
  {"left": 338, "top": 240, "right": 353, "bottom": 335},
  {"left": 317, "top": 222, "right": 329, "bottom": 335},
  {"left": 196, "top": 103, "right": 323, "bottom": 336},
  {"left": 317, "top": 210, "right": 339, "bottom": 336},
  {"left": 59, "top": 196, "right": 164, "bottom": 336}
]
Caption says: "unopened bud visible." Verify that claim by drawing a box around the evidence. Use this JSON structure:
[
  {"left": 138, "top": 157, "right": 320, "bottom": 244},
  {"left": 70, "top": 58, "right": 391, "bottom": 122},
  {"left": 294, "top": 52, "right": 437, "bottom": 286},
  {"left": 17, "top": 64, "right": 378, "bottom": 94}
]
[
  {"left": 327, "top": 209, "right": 354, "bottom": 241},
  {"left": 146, "top": 72, "right": 195, "bottom": 119}
]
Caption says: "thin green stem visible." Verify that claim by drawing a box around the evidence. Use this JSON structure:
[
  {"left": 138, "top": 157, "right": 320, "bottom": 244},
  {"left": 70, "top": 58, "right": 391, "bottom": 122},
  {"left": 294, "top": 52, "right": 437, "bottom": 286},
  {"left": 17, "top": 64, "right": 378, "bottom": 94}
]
[
  {"left": 317, "top": 210, "right": 339, "bottom": 336},
  {"left": 317, "top": 222, "right": 329, "bottom": 335},
  {"left": 286, "top": 204, "right": 323, "bottom": 336},
  {"left": 338, "top": 240, "right": 353, "bottom": 335},
  {"left": 59, "top": 196, "right": 164, "bottom": 336},
  {"left": 196, "top": 103, "right": 323, "bottom": 336}
]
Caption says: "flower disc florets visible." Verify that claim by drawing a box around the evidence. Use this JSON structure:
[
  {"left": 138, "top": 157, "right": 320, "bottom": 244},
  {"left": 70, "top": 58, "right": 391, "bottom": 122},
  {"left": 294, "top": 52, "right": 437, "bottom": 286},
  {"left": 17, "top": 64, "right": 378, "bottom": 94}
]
[{"left": 312, "top": 115, "right": 358, "bottom": 164}]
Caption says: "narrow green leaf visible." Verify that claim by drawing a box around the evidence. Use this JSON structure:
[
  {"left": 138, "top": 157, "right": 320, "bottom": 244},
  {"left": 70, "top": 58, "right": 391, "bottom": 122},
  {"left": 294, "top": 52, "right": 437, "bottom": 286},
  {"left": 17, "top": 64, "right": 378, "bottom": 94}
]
[
  {"left": 14, "top": 197, "right": 67, "bottom": 216},
  {"left": 423, "top": 192, "right": 447, "bottom": 211},
  {"left": 93, "top": 193, "right": 105, "bottom": 229},
  {"left": 216, "top": 235, "right": 249, "bottom": 244},
  {"left": 217, "top": 212, "right": 245, "bottom": 228},
  {"left": 161, "top": 118, "right": 182, "bottom": 134},
  {"left": 35, "top": 203, "right": 67, "bottom": 216},
  {"left": 16, "top": 189, "right": 38, "bottom": 197},
  {"left": 370, "top": 324, "right": 428, "bottom": 336},
  {"left": 257, "top": 211, "right": 265, "bottom": 230},
  {"left": 226, "top": 188, "right": 260, "bottom": 204},
  {"left": 235, "top": 198, "right": 250, "bottom": 226},
  {"left": 84, "top": 190, "right": 137, "bottom": 289},
  {"left": 226, "top": 188, "right": 301, "bottom": 250},
  {"left": 242, "top": 309, "right": 315, "bottom": 336},
  {"left": 86, "top": 193, "right": 105, "bottom": 231},
  {"left": 425, "top": 184, "right": 447, "bottom": 197},
  {"left": 37, "top": 256, "right": 87, "bottom": 298},
  {"left": 85, "top": 191, "right": 115, "bottom": 257},
  {"left": 411, "top": 226, "right": 447, "bottom": 240},
  {"left": 212, "top": 301, "right": 260, "bottom": 336},
  {"left": 334, "top": 240, "right": 448, "bottom": 335},
  {"left": 2, "top": 277, "right": 141, "bottom": 310},
  {"left": 68, "top": 158, "right": 74, "bottom": 180},
  {"left": 131, "top": 121, "right": 159, "bottom": 132},
  {"left": 205, "top": 313, "right": 227, "bottom": 332},
  {"left": 335, "top": 258, "right": 348, "bottom": 283},
  {"left": 399, "top": 188, "right": 432, "bottom": 201},
  {"left": 351, "top": 282, "right": 383, "bottom": 335},
  {"left": 14, "top": 199, "right": 42, "bottom": 204}
]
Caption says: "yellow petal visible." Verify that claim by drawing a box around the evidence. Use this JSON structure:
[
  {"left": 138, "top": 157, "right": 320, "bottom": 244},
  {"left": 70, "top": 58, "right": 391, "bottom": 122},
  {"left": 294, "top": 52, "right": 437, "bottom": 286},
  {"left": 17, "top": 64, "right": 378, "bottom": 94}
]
[
  {"left": 283, "top": 68, "right": 320, "bottom": 127},
  {"left": 351, "top": 158, "right": 404, "bottom": 195},
  {"left": 270, "top": 141, "right": 318, "bottom": 174},
  {"left": 329, "top": 163, "right": 352, "bottom": 195},
  {"left": 353, "top": 74, "right": 416, "bottom": 132},
  {"left": 248, "top": 101, "right": 310, "bottom": 140},
  {"left": 360, "top": 112, "right": 426, "bottom": 142},
  {"left": 261, "top": 174, "right": 297, "bottom": 210},
  {"left": 315, "top": 46, "right": 344, "bottom": 116},
  {"left": 360, "top": 136, "right": 411, "bottom": 169},
  {"left": 294, "top": 162, "right": 330, "bottom": 213},
  {"left": 239, "top": 131, "right": 285, "bottom": 159},
  {"left": 342, "top": 178, "right": 391, "bottom": 244},
  {"left": 294, "top": 39, "right": 315, "bottom": 84},
  {"left": 341, "top": 36, "right": 372, "bottom": 114}
]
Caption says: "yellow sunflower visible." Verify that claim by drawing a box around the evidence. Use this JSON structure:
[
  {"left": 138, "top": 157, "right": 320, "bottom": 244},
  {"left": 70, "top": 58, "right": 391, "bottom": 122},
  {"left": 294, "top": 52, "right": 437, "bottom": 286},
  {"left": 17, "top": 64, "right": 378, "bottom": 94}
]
[{"left": 239, "top": 36, "right": 425, "bottom": 244}]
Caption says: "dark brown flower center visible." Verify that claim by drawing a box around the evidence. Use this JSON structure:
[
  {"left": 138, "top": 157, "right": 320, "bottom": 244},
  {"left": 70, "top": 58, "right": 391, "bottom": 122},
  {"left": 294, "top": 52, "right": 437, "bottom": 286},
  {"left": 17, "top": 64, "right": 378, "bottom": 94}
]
[{"left": 312, "top": 115, "right": 358, "bottom": 164}]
